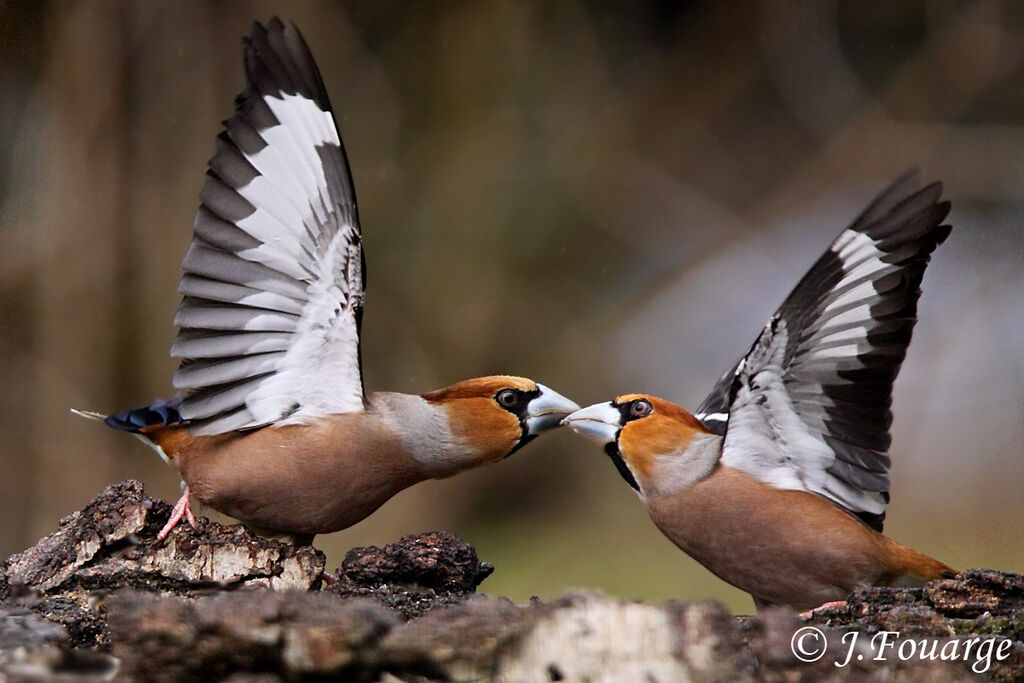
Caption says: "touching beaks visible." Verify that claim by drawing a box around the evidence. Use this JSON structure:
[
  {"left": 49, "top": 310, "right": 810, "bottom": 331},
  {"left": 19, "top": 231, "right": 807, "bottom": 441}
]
[
  {"left": 525, "top": 384, "right": 581, "bottom": 435},
  {"left": 561, "top": 402, "right": 622, "bottom": 444}
]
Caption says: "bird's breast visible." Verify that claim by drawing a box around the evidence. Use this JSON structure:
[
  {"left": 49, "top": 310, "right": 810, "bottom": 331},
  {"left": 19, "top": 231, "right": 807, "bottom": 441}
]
[{"left": 646, "top": 465, "right": 892, "bottom": 609}]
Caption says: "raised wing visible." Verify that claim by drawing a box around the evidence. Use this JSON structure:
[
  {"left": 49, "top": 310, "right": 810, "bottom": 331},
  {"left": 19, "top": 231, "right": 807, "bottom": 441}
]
[
  {"left": 700, "top": 173, "right": 951, "bottom": 531},
  {"left": 170, "top": 18, "right": 366, "bottom": 436}
]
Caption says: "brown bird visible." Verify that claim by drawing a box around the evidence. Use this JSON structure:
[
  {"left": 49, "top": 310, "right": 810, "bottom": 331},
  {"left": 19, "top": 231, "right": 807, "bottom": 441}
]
[
  {"left": 75, "top": 19, "right": 578, "bottom": 543},
  {"left": 563, "top": 174, "right": 955, "bottom": 612}
]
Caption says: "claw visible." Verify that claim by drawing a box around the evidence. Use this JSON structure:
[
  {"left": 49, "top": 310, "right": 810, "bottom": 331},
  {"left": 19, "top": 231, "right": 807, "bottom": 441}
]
[{"left": 157, "top": 486, "right": 197, "bottom": 542}]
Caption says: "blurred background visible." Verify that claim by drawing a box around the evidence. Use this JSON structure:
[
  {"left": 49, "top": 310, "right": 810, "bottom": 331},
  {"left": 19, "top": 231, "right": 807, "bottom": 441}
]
[{"left": 1, "top": 1, "right": 1021, "bottom": 613}]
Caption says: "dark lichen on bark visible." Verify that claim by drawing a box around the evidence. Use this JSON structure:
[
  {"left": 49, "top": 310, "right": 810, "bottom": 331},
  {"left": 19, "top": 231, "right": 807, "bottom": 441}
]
[{"left": 2, "top": 480, "right": 1022, "bottom": 681}]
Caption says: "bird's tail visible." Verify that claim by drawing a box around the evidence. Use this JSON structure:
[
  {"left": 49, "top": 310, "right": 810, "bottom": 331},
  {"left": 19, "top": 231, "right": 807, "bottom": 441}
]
[
  {"left": 882, "top": 538, "right": 957, "bottom": 584},
  {"left": 72, "top": 397, "right": 185, "bottom": 465},
  {"left": 71, "top": 397, "right": 184, "bottom": 433}
]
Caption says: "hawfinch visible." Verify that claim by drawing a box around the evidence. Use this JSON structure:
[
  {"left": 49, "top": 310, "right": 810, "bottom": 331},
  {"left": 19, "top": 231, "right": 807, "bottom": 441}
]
[
  {"left": 564, "top": 174, "right": 955, "bottom": 611},
  {"left": 75, "top": 19, "right": 578, "bottom": 542}
]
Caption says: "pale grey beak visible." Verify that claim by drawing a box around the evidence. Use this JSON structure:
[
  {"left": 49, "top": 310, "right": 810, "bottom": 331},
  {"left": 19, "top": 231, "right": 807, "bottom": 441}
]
[
  {"left": 525, "top": 384, "right": 581, "bottom": 434},
  {"left": 561, "top": 402, "right": 621, "bottom": 444}
]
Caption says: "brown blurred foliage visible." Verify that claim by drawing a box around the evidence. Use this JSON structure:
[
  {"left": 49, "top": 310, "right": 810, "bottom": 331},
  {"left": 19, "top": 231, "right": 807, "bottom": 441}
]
[{"left": 1, "top": 1, "right": 1021, "bottom": 612}]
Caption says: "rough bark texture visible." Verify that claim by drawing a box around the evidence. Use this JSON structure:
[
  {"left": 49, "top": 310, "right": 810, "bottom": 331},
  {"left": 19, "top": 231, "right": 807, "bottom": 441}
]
[
  {"left": 2, "top": 480, "right": 1022, "bottom": 681},
  {"left": 325, "top": 530, "right": 495, "bottom": 620}
]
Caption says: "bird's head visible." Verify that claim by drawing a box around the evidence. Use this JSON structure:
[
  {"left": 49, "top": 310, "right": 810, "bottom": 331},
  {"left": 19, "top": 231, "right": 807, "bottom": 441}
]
[
  {"left": 562, "top": 394, "right": 717, "bottom": 495},
  {"left": 420, "top": 375, "right": 579, "bottom": 472}
]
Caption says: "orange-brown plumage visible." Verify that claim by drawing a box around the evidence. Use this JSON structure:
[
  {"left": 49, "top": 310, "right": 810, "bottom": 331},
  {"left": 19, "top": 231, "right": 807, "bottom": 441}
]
[
  {"left": 614, "top": 395, "right": 710, "bottom": 433},
  {"left": 424, "top": 376, "right": 543, "bottom": 468},
  {"left": 644, "top": 459, "right": 953, "bottom": 610},
  {"left": 565, "top": 392, "right": 954, "bottom": 611},
  {"left": 880, "top": 540, "right": 955, "bottom": 585},
  {"left": 564, "top": 175, "right": 954, "bottom": 611},
  {"left": 139, "top": 413, "right": 421, "bottom": 534},
  {"left": 616, "top": 395, "right": 713, "bottom": 479},
  {"left": 77, "top": 20, "right": 581, "bottom": 543},
  {"left": 441, "top": 399, "right": 522, "bottom": 466},
  {"left": 102, "top": 377, "right": 578, "bottom": 538},
  {"left": 423, "top": 375, "right": 539, "bottom": 402}
]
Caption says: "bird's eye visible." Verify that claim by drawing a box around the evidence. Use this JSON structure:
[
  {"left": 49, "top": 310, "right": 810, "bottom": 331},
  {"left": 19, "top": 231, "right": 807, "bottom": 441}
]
[
  {"left": 630, "top": 399, "right": 653, "bottom": 418},
  {"left": 496, "top": 389, "right": 520, "bottom": 408}
]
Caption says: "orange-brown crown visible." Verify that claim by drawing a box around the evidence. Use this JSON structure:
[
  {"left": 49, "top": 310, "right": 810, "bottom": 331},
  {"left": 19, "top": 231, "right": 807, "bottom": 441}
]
[{"left": 421, "top": 375, "right": 538, "bottom": 403}]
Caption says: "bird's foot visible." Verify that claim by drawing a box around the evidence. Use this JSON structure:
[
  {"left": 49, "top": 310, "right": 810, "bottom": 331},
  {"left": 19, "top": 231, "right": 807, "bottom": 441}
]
[
  {"left": 800, "top": 600, "right": 848, "bottom": 619},
  {"left": 157, "top": 486, "right": 198, "bottom": 542}
]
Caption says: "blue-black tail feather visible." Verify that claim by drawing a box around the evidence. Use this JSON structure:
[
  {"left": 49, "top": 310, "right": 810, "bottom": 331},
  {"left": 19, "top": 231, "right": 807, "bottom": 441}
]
[{"left": 104, "top": 397, "right": 185, "bottom": 433}]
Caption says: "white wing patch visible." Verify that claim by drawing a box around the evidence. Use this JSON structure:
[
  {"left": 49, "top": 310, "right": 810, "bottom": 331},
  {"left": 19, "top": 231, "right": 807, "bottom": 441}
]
[
  {"left": 721, "top": 320, "right": 833, "bottom": 490},
  {"left": 706, "top": 175, "right": 951, "bottom": 528},
  {"left": 171, "top": 20, "right": 366, "bottom": 436},
  {"left": 246, "top": 226, "right": 365, "bottom": 424},
  {"left": 721, "top": 318, "right": 885, "bottom": 516}
]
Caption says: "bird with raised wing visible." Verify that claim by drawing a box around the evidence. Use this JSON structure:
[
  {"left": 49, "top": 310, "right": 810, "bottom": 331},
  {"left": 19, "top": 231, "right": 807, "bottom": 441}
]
[
  {"left": 563, "top": 174, "right": 955, "bottom": 611},
  {"left": 75, "top": 19, "right": 578, "bottom": 543}
]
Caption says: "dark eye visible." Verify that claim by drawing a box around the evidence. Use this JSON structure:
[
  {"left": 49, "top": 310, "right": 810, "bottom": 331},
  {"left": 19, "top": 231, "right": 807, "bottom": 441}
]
[
  {"left": 496, "top": 389, "right": 520, "bottom": 408},
  {"left": 630, "top": 399, "right": 652, "bottom": 418}
]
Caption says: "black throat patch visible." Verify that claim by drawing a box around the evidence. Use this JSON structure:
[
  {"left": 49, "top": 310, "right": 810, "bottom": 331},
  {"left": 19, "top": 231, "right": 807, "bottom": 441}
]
[
  {"left": 604, "top": 441, "right": 640, "bottom": 491},
  {"left": 504, "top": 387, "right": 542, "bottom": 458},
  {"left": 504, "top": 433, "right": 537, "bottom": 459}
]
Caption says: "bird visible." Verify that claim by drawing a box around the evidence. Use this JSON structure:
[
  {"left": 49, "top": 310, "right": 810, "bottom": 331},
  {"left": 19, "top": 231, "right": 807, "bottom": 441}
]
[
  {"left": 74, "top": 18, "right": 579, "bottom": 543},
  {"left": 562, "top": 173, "right": 956, "bottom": 612}
]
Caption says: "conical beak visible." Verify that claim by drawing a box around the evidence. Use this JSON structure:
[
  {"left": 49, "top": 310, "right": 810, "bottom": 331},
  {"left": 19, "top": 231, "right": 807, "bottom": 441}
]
[
  {"left": 561, "top": 402, "right": 621, "bottom": 444},
  {"left": 525, "top": 384, "right": 581, "bottom": 434}
]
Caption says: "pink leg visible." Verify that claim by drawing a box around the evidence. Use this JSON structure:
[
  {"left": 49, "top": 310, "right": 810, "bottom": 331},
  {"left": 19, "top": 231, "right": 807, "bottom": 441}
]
[
  {"left": 157, "top": 486, "right": 198, "bottom": 542},
  {"left": 800, "top": 600, "right": 848, "bottom": 619}
]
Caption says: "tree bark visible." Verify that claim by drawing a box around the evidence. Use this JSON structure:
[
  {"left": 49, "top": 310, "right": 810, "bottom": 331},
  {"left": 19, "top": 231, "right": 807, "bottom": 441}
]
[{"left": 2, "top": 480, "right": 1022, "bottom": 681}]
